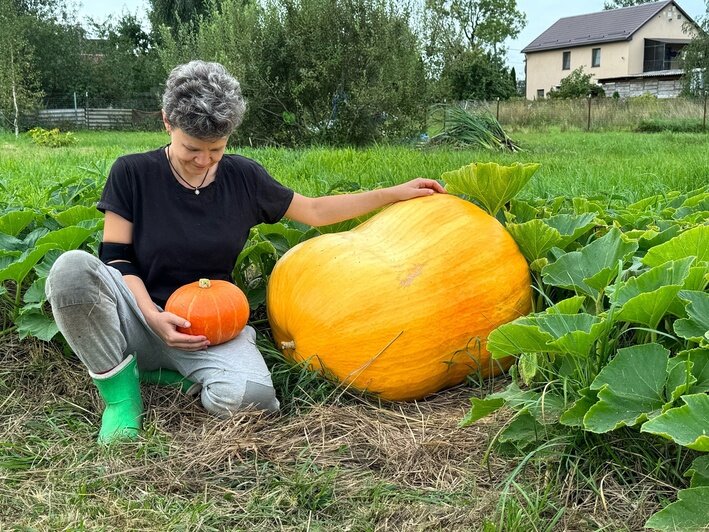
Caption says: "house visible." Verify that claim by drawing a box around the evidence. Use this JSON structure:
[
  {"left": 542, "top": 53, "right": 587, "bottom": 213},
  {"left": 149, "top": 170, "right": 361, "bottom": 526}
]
[{"left": 522, "top": 0, "right": 700, "bottom": 99}]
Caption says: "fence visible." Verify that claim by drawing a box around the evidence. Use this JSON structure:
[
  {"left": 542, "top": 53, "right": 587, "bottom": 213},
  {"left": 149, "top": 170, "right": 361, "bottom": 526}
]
[
  {"left": 32, "top": 108, "right": 162, "bottom": 130},
  {"left": 467, "top": 95, "right": 708, "bottom": 131},
  {"left": 5, "top": 93, "right": 708, "bottom": 134}
]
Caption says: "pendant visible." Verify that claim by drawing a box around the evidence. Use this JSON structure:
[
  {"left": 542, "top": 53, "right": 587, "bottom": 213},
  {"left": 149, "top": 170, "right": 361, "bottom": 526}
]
[{"left": 195, "top": 189, "right": 200, "bottom": 195}]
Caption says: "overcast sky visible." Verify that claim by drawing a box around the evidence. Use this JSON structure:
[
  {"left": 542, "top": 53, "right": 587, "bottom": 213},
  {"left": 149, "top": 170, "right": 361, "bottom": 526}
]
[{"left": 73, "top": 0, "right": 707, "bottom": 72}]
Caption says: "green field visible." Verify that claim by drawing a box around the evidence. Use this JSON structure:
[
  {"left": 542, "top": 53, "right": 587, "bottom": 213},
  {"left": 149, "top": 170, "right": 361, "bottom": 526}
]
[
  {"left": 2, "top": 130, "right": 707, "bottom": 203},
  {"left": 0, "top": 130, "right": 707, "bottom": 531}
]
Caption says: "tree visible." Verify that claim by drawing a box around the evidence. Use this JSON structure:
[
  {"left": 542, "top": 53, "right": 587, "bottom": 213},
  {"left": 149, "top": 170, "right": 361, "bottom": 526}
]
[
  {"left": 423, "top": 0, "right": 526, "bottom": 56},
  {"left": 604, "top": 0, "right": 655, "bottom": 9},
  {"left": 682, "top": 9, "right": 709, "bottom": 96},
  {"left": 420, "top": 0, "right": 526, "bottom": 101},
  {"left": 0, "top": 0, "right": 43, "bottom": 135},
  {"left": 441, "top": 49, "right": 516, "bottom": 100},
  {"left": 85, "top": 14, "right": 166, "bottom": 106},
  {"left": 548, "top": 67, "right": 605, "bottom": 99},
  {"left": 161, "top": 0, "right": 428, "bottom": 145},
  {"left": 148, "top": 0, "right": 211, "bottom": 33}
]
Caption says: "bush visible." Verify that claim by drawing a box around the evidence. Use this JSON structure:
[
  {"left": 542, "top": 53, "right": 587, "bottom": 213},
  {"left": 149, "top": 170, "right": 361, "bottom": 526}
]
[
  {"left": 548, "top": 67, "right": 605, "bottom": 99},
  {"left": 161, "top": 0, "right": 428, "bottom": 147},
  {"left": 636, "top": 118, "right": 706, "bottom": 133},
  {"left": 26, "top": 127, "right": 77, "bottom": 147}
]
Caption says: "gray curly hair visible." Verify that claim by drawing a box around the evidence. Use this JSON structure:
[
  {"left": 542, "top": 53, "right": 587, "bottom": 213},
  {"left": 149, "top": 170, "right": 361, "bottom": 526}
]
[{"left": 162, "top": 60, "right": 246, "bottom": 139}]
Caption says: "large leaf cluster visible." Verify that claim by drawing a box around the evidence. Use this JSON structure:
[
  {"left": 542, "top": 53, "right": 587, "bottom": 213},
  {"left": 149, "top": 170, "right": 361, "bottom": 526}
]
[{"left": 457, "top": 181, "right": 708, "bottom": 530}]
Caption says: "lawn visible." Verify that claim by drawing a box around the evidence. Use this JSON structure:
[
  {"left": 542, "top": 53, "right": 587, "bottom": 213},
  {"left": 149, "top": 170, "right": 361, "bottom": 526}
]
[
  {"left": 2, "top": 129, "right": 707, "bottom": 201},
  {"left": 0, "top": 129, "right": 707, "bottom": 531}
]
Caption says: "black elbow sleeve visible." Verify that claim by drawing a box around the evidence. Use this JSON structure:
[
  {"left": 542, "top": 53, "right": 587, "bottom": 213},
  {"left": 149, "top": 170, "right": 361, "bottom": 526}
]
[{"left": 98, "top": 242, "right": 141, "bottom": 277}]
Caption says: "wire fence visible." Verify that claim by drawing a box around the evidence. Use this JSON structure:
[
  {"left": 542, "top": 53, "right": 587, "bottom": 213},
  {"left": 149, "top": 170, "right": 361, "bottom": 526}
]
[{"left": 468, "top": 95, "right": 709, "bottom": 131}]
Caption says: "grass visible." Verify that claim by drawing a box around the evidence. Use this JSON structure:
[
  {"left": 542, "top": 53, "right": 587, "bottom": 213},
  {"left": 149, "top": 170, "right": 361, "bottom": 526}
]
[
  {"left": 1, "top": 129, "right": 707, "bottom": 205},
  {"left": 1, "top": 129, "right": 706, "bottom": 530}
]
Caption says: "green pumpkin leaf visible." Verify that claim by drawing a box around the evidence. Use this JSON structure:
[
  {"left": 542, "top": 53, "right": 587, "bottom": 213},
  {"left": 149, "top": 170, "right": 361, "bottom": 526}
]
[
  {"left": 627, "top": 194, "right": 663, "bottom": 212},
  {"left": 236, "top": 240, "right": 277, "bottom": 268},
  {"left": 559, "top": 388, "right": 598, "bottom": 427},
  {"left": 33, "top": 250, "right": 63, "bottom": 279},
  {"left": 610, "top": 257, "right": 694, "bottom": 328},
  {"left": 665, "top": 357, "right": 697, "bottom": 403},
  {"left": 686, "top": 455, "right": 709, "bottom": 488},
  {"left": 584, "top": 344, "right": 669, "bottom": 433},
  {"left": 0, "top": 232, "right": 24, "bottom": 252},
  {"left": 637, "top": 225, "right": 682, "bottom": 251},
  {"left": 487, "top": 317, "right": 556, "bottom": 358},
  {"left": 498, "top": 411, "right": 545, "bottom": 444},
  {"left": 0, "top": 244, "right": 56, "bottom": 284},
  {"left": 508, "top": 199, "right": 540, "bottom": 223},
  {"left": 676, "top": 348, "right": 709, "bottom": 394},
  {"left": 506, "top": 219, "right": 562, "bottom": 263},
  {"left": 0, "top": 210, "right": 35, "bottom": 237},
  {"left": 459, "top": 397, "right": 505, "bottom": 427},
  {"left": 518, "top": 353, "right": 539, "bottom": 385},
  {"left": 674, "top": 291, "right": 709, "bottom": 343},
  {"left": 258, "top": 223, "right": 311, "bottom": 250},
  {"left": 487, "top": 313, "right": 606, "bottom": 358},
  {"left": 23, "top": 277, "right": 47, "bottom": 305},
  {"left": 16, "top": 310, "right": 60, "bottom": 341},
  {"left": 542, "top": 227, "right": 638, "bottom": 298},
  {"left": 545, "top": 295, "right": 587, "bottom": 315},
  {"left": 529, "top": 257, "right": 549, "bottom": 273},
  {"left": 683, "top": 265, "right": 709, "bottom": 291},
  {"left": 35, "top": 226, "right": 95, "bottom": 252},
  {"left": 641, "top": 394, "right": 709, "bottom": 451},
  {"left": 543, "top": 213, "right": 597, "bottom": 249},
  {"left": 572, "top": 197, "right": 604, "bottom": 215},
  {"left": 542, "top": 314, "right": 609, "bottom": 357},
  {"left": 643, "top": 225, "right": 709, "bottom": 268},
  {"left": 441, "top": 162, "right": 541, "bottom": 217},
  {"left": 53, "top": 205, "right": 102, "bottom": 227}
]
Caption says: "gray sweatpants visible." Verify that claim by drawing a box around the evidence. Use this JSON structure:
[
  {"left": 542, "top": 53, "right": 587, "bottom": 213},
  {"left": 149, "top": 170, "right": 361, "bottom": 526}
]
[{"left": 45, "top": 250, "right": 280, "bottom": 416}]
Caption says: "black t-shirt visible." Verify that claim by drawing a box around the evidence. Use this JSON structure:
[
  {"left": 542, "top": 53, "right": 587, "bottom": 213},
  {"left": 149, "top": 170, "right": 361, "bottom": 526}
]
[{"left": 97, "top": 147, "right": 294, "bottom": 307}]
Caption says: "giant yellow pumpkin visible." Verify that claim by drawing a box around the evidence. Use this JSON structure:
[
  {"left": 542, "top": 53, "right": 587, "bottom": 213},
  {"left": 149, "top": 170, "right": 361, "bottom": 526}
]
[{"left": 267, "top": 194, "right": 532, "bottom": 401}]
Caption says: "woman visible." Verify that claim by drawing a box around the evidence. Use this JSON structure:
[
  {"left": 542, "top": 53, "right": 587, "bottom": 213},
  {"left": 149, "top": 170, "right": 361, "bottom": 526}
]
[{"left": 46, "top": 60, "right": 444, "bottom": 444}]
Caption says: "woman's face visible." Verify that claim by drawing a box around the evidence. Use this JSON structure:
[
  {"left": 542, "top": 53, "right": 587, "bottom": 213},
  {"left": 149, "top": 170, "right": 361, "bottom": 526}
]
[{"left": 164, "top": 119, "right": 229, "bottom": 178}]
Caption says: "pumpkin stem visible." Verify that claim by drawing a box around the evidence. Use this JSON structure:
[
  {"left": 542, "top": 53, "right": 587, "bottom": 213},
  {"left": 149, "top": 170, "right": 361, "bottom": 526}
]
[
  {"left": 280, "top": 340, "right": 296, "bottom": 350},
  {"left": 198, "top": 278, "right": 211, "bottom": 289}
]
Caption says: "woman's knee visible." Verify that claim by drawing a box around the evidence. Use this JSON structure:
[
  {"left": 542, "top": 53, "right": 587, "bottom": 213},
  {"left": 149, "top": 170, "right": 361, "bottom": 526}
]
[
  {"left": 200, "top": 373, "right": 280, "bottom": 417},
  {"left": 46, "top": 250, "right": 103, "bottom": 306}
]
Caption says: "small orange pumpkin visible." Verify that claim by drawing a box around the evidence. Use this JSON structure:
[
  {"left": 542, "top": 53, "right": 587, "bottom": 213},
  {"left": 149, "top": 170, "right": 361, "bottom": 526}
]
[{"left": 165, "top": 278, "right": 249, "bottom": 345}]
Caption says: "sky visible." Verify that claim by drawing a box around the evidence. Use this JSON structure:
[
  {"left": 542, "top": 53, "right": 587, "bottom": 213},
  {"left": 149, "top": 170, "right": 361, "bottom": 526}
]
[{"left": 74, "top": 0, "right": 707, "bottom": 73}]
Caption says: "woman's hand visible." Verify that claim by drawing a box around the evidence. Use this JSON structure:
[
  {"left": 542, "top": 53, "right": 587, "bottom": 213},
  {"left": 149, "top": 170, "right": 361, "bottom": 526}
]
[
  {"left": 387, "top": 177, "right": 446, "bottom": 202},
  {"left": 144, "top": 309, "right": 210, "bottom": 351}
]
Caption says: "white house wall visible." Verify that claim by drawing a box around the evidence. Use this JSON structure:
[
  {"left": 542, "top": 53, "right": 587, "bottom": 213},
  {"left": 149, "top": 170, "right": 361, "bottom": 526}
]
[
  {"left": 525, "top": 41, "right": 630, "bottom": 99},
  {"left": 626, "top": 3, "right": 696, "bottom": 74},
  {"left": 524, "top": 2, "right": 697, "bottom": 100}
]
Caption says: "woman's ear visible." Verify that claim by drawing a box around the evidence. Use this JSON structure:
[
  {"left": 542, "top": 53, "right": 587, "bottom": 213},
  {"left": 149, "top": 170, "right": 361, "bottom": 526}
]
[{"left": 161, "top": 111, "right": 171, "bottom": 133}]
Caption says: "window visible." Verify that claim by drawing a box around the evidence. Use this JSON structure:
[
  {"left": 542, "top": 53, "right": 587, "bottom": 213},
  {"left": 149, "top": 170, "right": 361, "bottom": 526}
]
[
  {"left": 643, "top": 39, "right": 686, "bottom": 71},
  {"left": 562, "top": 51, "right": 571, "bottom": 70},
  {"left": 536, "top": 89, "right": 545, "bottom": 99},
  {"left": 592, "top": 48, "right": 601, "bottom": 68}
]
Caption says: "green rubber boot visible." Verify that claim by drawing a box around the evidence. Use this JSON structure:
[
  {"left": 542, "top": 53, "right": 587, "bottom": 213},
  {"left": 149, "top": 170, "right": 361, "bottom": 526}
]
[
  {"left": 90, "top": 354, "right": 143, "bottom": 444},
  {"left": 139, "top": 368, "right": 201, "bottom": 395}
]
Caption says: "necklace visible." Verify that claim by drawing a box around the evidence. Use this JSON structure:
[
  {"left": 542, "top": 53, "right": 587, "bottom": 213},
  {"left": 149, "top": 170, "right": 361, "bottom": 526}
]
[{"left": 166, "top": 144, "right": 209, "bottom": 195}]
